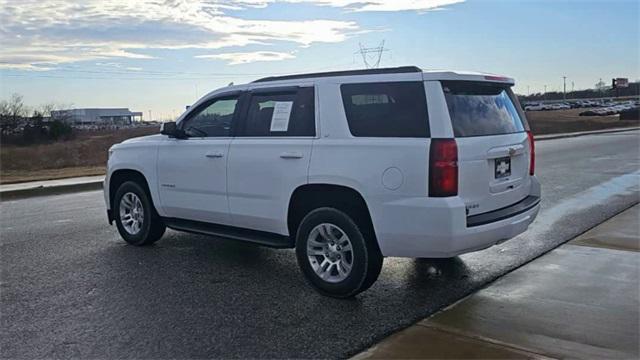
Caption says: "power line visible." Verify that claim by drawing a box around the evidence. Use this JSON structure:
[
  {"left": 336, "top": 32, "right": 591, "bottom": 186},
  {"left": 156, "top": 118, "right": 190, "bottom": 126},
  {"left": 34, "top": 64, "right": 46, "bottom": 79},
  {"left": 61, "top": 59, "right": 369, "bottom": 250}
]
[
  {"left": 0, "top": 73, "right": 241, "bottom": 81},
  {"left": 0, "top": 61, "right": 361, "bottom": 81}
]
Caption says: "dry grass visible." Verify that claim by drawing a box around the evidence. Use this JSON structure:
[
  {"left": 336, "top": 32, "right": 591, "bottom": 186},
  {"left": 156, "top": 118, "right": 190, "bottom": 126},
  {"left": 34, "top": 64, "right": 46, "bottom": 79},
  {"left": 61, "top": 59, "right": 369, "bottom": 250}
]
[
  {"left": 526, "top": 109, "right": 639, "bottom": 134},
  {"left": 1, "top": 112, "right": 638, "bottom": 184},
  {"left": 1, "top": 126, "right": 156, "bottom": 184}
]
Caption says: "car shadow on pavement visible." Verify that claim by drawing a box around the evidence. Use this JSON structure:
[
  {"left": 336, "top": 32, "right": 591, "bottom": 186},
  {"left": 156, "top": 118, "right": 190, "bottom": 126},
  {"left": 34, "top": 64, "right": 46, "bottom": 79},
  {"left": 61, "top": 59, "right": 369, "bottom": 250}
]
[{"left": 411, "top": 257, "right": 470, "bottom": 282}]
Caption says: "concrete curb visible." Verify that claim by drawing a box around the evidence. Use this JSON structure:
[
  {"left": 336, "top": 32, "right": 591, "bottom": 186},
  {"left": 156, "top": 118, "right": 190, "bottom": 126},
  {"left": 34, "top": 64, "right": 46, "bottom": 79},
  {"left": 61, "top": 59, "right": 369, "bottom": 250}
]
[
  {"left": 0, "top": 180, "right": 103, "bottom": 201},
  {"left": 1, "top": 127, "right": 637, "bottom": 201},
  {"left": 536, "top": 126, "right": 639, "bottom": 141},
  {"left": 352, "top": 204, "right": 640, "bottom": 360}
]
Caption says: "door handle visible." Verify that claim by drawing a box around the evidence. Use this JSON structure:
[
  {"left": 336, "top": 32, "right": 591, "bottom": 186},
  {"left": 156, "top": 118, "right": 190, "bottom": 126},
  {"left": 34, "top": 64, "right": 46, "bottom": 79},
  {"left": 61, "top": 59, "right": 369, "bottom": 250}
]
[
  {"left": 205, "top": 151, "right": 224, "bottom": 158},
  {"left": 280, "top": 151, "right": 303, "bottom": 159}
]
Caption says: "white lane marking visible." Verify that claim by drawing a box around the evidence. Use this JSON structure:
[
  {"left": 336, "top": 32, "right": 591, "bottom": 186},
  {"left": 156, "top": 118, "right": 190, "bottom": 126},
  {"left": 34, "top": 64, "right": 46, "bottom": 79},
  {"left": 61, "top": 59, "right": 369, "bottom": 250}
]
[
  {"left": 530, "top": 171, "right": 640, "bottom": 236},
  {"left": 54, "top": 219, "right": 73, "bottom": 224}
]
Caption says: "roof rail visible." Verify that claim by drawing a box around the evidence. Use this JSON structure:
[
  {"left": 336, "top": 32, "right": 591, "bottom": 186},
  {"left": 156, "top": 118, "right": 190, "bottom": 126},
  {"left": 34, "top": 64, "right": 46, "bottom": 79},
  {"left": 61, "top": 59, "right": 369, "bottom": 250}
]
[{"left": 252, "top": 66, "right": 422, "bottom": 83}]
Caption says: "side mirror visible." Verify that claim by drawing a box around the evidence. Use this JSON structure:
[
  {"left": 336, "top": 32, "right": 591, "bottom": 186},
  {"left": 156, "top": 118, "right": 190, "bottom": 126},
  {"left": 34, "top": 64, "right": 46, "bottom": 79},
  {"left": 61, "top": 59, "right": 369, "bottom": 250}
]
[{"left": 160, "top": 121, "right": 185, "bottom": 138}]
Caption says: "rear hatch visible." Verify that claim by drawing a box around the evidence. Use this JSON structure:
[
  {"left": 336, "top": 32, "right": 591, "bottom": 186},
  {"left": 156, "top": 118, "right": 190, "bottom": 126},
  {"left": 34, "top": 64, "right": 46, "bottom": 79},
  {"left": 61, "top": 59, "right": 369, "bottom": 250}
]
[{"left": 441, "top": 80, "right": 532, "bottom": 216}]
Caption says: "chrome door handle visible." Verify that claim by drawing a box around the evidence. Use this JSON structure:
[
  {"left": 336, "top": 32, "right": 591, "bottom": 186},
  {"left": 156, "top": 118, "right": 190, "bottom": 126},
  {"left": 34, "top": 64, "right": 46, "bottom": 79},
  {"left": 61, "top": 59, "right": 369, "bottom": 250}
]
[
  {"left": 205, "top": 151, "right": 224, "bottom": 158},
  {"left": 280, "top": 152, "right": 303, "bottom": 159}
]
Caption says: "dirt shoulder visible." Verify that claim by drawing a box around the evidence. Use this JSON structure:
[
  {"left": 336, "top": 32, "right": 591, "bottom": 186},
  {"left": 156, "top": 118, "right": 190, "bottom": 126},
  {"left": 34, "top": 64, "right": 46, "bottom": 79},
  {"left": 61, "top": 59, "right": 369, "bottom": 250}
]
[
  {"left": 526, "top": 108, "right": 639, "bottom": 134},
  {"left": 0, "top": 166, "right": 106, "bottom": 184}
]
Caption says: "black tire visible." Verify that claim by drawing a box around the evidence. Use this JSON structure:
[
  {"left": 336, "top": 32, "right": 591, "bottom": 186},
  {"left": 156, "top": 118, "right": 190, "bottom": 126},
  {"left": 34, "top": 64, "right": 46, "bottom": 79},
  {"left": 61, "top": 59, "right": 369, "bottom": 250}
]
[
  {"left": 295, "top": 207, "right": 383, "bottom": 298},
  {"left": 113, "top": 181, "right": 166, "bottom": 246}
]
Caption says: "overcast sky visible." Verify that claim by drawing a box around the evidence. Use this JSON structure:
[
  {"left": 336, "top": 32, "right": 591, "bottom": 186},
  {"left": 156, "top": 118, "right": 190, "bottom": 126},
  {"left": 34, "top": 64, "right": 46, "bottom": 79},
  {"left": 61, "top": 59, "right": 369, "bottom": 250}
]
[{"left": 1, "top": 0, "right": 638, "bottom": 120}]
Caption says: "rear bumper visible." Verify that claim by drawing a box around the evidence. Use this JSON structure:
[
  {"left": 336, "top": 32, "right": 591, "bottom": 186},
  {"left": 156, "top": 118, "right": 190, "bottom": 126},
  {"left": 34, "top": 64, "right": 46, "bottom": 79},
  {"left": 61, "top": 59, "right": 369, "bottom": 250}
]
[
  {"left": 374, "top": 176, "right": 541, "bottom": 258},
  {"left": 467, "top": 195, "right": 539, "bottom": 227}
]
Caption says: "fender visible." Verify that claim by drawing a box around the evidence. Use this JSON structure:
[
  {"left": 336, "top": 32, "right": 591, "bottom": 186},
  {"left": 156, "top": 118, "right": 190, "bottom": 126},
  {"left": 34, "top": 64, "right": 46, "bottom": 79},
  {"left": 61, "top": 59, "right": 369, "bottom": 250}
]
[{"left": 105, "top": 140, "right": 164, "bottom": 217}]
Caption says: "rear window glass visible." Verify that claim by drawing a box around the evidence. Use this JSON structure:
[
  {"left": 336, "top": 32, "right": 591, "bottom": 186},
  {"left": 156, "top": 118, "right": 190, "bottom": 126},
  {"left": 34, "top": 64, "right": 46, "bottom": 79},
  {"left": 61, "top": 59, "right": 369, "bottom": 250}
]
[
  {"left": 442, "top": 81, "right": 525, "bottom": 137},
  {"left": 341, "top": 82, "right": 429, "bottom": 138}
]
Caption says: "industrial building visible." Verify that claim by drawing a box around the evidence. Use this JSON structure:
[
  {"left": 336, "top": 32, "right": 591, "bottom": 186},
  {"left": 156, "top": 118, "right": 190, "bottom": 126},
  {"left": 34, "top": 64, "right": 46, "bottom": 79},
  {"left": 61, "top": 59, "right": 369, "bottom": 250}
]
[{"left": 51, "top": 108, "right": 143, "bottom": 125}]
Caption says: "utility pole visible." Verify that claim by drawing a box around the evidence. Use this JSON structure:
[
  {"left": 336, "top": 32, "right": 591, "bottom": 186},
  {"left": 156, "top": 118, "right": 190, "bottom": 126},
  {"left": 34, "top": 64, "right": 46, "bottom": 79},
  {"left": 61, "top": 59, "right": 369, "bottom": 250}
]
[
  {"left": 571, "top": 81, "right": 575, "bottom": 93},
  {"left": 148, "top": 110, "right": 152, "bottom": 122},
  {"left": 355, "top": 41, "right": 389, "bottom": 69},
  {"left": 562, "top": 76, "right": 567, "bottom": 100},
  {"left": 527, "top": 85, "right": 530, "bottom": 96},
  {"left": 544, "top": 85, "right": 547, "bottom": 100}
]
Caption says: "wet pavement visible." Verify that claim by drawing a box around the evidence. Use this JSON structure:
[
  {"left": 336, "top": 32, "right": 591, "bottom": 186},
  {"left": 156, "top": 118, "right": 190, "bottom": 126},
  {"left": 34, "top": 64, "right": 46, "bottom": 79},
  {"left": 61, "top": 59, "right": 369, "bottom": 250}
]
[
  {"left": 356, "top": 205, "right": 640, "bottom": 359},
  {"left": 1, "top": 131, "right": 639, "bottom": 358}
]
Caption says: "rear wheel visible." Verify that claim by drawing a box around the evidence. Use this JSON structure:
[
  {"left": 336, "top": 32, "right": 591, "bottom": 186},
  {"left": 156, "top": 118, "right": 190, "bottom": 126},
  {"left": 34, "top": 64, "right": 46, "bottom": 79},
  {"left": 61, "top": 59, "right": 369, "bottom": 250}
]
[
  {"left": 114, "top": 181, "right": 165, "bottom": 246},
  {"left": 295, "top": 207, "right": 383, "bottom": 298}
]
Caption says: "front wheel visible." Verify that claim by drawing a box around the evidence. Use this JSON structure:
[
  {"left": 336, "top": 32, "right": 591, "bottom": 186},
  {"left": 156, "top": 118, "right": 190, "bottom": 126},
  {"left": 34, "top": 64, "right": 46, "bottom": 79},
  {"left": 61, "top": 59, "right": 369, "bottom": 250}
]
[
  {"left": 114, "top": 181, "right": 166, "bottom": 246},
  {"left": 295, "top": 207, "right": 383, "bottom": 298}
]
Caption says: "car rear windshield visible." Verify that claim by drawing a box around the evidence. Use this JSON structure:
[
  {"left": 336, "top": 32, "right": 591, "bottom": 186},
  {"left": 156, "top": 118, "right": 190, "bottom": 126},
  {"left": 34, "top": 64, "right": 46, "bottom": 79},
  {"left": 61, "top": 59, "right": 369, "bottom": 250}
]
[{"left": 442, "top": 81, "right": 526, "bottom": 137}]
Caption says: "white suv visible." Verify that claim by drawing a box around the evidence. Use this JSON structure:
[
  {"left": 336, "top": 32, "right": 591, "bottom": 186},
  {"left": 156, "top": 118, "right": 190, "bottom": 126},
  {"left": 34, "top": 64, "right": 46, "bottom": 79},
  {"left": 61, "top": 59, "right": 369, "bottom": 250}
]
[{"left": 104, "top": 66, "right": 541, "bottom": 298}]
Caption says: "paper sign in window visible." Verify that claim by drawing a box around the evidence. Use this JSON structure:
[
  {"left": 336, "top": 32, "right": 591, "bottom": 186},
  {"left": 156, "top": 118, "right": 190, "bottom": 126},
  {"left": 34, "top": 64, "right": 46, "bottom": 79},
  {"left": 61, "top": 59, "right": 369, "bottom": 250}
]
[{"left": 270, "top": 101, "right": 293, "bottom": 132}]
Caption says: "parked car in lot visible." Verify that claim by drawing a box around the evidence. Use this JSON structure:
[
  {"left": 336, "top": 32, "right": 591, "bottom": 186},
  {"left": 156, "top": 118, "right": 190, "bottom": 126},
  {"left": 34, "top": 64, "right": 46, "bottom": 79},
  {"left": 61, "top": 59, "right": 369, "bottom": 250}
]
[
  {"left": 549, "top": 102, "right": 571, "bottom": 110},
  {"left": 577, "top": 100, "right": 598, "bottom": 108},
  {"left": 104, "top": 66, "right": 541, "bottom": 297},
  {"left": 524, "top": 102, "right": 545, "bottom": 111},
  {"left": 579, "top": 100, "right": 639, "bottom": 116},
  {"left": 524, "top": 102, "right": 570, "bottom": 111}
]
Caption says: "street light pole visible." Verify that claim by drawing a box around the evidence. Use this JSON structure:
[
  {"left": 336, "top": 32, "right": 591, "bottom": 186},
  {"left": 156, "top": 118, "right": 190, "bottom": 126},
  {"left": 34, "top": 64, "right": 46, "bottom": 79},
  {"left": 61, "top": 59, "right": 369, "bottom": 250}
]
[{"left": 562, "top": 76, "right": 567, "bottom": 100}]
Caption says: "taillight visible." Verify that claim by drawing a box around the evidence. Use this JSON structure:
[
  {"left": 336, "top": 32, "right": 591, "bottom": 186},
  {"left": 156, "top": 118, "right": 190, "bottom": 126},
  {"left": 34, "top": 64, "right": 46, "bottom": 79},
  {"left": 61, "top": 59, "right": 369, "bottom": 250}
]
[
  {"left": 429, "top": 139, "right": 458, "bottom": 197},
  {"left": 527, "top": 131, "right": 535, "bottom": 175}
]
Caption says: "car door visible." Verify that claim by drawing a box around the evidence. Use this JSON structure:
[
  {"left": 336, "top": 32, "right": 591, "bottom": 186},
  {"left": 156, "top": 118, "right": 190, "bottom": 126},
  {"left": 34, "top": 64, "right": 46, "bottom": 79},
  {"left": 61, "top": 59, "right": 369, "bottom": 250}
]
[
  {"left": 157, "top": 93, "right": 241, "bottom": 225},
  {"left": 227, "top": 85, "right": 316, "bottom": 235}
]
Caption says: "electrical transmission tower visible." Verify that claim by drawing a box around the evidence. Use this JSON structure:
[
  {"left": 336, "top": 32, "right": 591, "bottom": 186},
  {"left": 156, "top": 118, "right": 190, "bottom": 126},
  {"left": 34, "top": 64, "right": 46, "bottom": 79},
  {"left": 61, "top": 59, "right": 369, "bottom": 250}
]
[{"left": 356, "top": 41, "right": 389, "bottom": 69}]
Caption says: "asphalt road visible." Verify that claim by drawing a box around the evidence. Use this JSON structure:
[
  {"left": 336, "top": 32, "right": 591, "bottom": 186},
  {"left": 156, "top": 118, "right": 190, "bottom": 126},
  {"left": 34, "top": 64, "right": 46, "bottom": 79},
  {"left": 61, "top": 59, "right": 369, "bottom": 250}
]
[{"left": 2, "top": 131, "right": 639, "bottom": 359}]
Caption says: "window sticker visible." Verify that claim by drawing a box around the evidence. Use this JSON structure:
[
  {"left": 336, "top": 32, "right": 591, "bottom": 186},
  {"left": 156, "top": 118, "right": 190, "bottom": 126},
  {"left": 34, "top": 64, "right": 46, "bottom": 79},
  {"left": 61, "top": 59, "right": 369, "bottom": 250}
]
[{"left": 270, "top": 101, "right": 293, "bottom": 132}]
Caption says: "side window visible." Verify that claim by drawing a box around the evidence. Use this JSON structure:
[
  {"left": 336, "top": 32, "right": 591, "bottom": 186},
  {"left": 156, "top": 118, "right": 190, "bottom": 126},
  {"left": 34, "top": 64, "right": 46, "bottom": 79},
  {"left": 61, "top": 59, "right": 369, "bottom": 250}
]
[
  {"left": 240, "top": 87, "right": 315, "bottom": 137},
  {"left": 341, "top": 82, "right": 430, "bottom": 138},
  {"left": 181, "top": 97, "right": 238, "bottom": 137}
]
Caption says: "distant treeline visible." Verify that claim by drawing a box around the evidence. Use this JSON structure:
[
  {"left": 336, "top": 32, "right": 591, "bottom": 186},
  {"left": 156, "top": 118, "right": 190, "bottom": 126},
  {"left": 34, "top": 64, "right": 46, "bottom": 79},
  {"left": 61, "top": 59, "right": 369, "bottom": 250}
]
[
  {"left": 1, "top": 93, "right": 74, "bottom": 145},
  {"left": 518, "top": 82, "right": 639, "bottom": 102}
]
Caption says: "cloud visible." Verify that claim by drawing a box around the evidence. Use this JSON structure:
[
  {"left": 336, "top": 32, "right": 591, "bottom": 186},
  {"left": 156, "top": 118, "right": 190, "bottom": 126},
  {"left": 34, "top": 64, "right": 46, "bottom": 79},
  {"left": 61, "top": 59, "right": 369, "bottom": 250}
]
[
  {"left": 96, "top": 62, "right": 143, "bottom": 71},
  {"left": 197, "top": 51, "right": 296, "bottom": 64},
  {"left": 0, "top": 0, "right": 464, "bottom": 70},
  {"left": 258, "top": 0, "right": 465, "bottom": 12}
]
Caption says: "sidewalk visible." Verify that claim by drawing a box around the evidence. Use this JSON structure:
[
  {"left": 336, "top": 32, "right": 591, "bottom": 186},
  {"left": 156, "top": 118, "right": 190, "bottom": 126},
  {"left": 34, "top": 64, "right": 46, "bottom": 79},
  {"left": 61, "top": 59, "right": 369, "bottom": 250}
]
[
  {"left": 355, "top": 205, "right": 640, "bottom": 359},
  {"left": 0, "top": 175, "right": 104, "bottom": 200}
]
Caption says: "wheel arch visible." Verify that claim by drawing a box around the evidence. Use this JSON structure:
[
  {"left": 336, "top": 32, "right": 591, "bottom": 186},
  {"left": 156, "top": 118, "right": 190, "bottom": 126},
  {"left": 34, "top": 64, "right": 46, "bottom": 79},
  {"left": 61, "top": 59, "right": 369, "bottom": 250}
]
[
  {"left": 287, "top": 183, "right": 378, "bottom": 249},
  {"left": 108, "top": 169, "right": 158, "bottom": 223}
]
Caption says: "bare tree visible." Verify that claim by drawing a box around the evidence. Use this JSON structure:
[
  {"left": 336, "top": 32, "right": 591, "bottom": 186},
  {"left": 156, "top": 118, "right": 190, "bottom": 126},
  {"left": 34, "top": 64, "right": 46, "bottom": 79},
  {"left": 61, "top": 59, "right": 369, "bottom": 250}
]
[
  {"left": 35, "top": 102, "right": 72, "bottom": 117},
  {"left": 35, "top": 103, "right": 56, "bottom": 118},
  {"left": 0, "top": 93, "right": 29, "bottom": 135},
  {"left": 594, "top": 79, "right": 608, "bottom": 93}
]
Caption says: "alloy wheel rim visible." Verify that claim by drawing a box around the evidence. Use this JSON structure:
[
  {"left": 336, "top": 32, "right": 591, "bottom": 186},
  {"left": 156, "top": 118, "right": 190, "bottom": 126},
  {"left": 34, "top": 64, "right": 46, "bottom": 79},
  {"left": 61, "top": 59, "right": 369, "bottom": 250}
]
[
  {"left": 306, "top": 223, "right": 354, "bottom": 283},
  {"left": 119, "top": 192, "right": 144, "bottom": 235}
]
